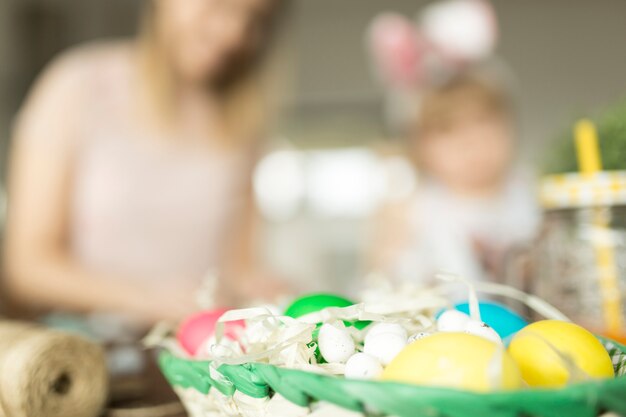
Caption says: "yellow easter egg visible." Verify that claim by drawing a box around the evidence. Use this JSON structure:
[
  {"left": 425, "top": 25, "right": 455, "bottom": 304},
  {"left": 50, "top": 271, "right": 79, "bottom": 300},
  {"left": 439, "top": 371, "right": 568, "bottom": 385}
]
[
  {"left": 381, "top": 333, "right": 523, "bottom": 392},
  {"left": 508, "top": 320, "right": 615, "bottom": 388}
]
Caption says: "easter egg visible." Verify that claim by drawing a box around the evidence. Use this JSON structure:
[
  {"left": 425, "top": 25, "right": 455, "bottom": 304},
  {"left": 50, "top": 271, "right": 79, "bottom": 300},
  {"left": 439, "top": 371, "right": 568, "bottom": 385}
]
[
  {"left": 465, "top": 320, "right": 502, "bottom": 344},
  {"left": 508, "top": 320, "right": 615, "bottom": 388},
  {"left": 285, "top": 294, "right": 353, "bottom": 317},
  {"left": 318, "top": 323, "right": 355, "bottom": 363},
  {"left": 437, "top": 309, "right": 471, "bottom": 332},
  {"left": 364, "top": 323, "right": 407, "bottom": 344},
  {"left": 364, "top": 332, "right": 407, "bottom": 365},
  {"left": 382, "top": 333, "right": 523, "bottom": 392},
  {"left": 345, "top": 353, "right": 383, "bottom": 379},
  {"left": 454, "top": 301, "right": 528, "bottom": 339},
  {"left": 177, "top": 309, "right": 245, "bottom": 356},
  {"left": 284, "top": 293, "right": 369, "bottom": 330},
  {"left": 407, "top": 332, "right": 431, "bottom": 343}
]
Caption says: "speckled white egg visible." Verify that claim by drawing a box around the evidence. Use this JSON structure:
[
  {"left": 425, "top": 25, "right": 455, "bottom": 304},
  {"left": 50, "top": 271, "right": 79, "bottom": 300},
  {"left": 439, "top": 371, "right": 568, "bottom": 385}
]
[
  {"left": 363, "top": 333, "right": 407, "bottom": 365},
  {"left": 364, "top": 323, "right": 407, "bottom": 345},
  {"left": 464, "top": 320, "right": 502, "bottom": 344},
  {"left": 344, "top": 353, "right": 383, "bottom": 379},
  {"left": 407, "top": 332, "right": 432, "bottom": 343},
  {"left": 437, "top": 310, "right": 471, "bottom": 332},
  {"left": 318, "top": 323, "right": 355, "bottom": 363}
]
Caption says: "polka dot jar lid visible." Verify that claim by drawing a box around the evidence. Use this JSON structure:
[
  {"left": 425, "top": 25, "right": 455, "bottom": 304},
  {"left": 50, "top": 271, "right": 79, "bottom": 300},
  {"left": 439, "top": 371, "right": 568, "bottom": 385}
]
[{"left": 540, "top": 171, "right": 626, "bottom": 210}]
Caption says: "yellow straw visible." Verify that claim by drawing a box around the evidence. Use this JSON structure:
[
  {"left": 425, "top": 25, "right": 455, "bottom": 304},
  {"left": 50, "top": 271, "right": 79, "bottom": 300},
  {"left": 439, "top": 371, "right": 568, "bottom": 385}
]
[
  {"left": 574, "top": 119, "right": 623, "bottom": 334},
  {"left": 575, "top": 120, "right": 602, "bottom": 175}
]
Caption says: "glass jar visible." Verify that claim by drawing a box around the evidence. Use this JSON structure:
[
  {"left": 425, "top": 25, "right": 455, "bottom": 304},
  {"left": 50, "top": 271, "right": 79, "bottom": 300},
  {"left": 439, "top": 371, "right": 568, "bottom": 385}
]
[
  {"left": 512, "top": 172, "right": 626, "bottom": 343},
  {"left": 531, "top": 206, "right": 626, "bottom": 342}
]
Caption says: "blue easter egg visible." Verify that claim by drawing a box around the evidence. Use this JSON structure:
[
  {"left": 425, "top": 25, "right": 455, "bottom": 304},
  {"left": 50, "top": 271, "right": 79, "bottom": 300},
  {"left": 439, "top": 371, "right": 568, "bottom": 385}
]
[{"left": 454, "top": 301, "right": 528, "bottom": 340}]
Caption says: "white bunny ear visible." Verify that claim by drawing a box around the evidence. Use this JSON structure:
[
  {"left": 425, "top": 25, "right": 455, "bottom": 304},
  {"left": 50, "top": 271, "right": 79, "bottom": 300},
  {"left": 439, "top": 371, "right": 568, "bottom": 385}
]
[
  {"left": 367, "top": 12, "right": 425, "bottom": 88},
  {"left": 419, "top": 0, "right": 498, "bottom": 64}
]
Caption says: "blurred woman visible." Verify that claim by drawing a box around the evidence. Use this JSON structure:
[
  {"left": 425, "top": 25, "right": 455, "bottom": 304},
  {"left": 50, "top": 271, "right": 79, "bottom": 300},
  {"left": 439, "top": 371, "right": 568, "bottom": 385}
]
[{"left": 4, "top": 0, "right": 288, "bottom": 328}]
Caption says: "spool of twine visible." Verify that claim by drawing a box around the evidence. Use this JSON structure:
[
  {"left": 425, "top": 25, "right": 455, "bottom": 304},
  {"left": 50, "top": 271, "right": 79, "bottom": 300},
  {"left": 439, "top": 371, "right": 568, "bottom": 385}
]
[{"left": 0, "top": 321, "right": 108, "bottom": 417}]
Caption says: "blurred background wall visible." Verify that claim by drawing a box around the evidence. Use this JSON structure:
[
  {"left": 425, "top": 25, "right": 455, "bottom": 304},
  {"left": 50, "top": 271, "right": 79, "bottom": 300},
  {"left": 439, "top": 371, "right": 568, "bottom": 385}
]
[
  {"left": 0, "top": 0, "right": 141, "bottom": 161},
  {"left": 290, "top": 0, "right": 626, "bottom": 149},
  {"left": 1, "top": 0, "right": 626, "bottom": 292},
  {"left": 3, "top": 0, "right": 626, "bottom": 153}
]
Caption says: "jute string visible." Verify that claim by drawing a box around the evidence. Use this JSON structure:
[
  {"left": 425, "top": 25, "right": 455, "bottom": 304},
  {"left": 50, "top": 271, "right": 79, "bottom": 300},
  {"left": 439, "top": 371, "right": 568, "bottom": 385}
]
[{"left": 0, "top": 321, "right": 108, "bottom": 417}]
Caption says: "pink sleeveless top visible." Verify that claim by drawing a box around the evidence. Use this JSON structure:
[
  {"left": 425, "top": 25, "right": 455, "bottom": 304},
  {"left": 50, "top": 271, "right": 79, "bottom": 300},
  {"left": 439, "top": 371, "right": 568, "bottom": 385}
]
[{"left": 68, "top": 45, "right": 251, "bottom": 286}]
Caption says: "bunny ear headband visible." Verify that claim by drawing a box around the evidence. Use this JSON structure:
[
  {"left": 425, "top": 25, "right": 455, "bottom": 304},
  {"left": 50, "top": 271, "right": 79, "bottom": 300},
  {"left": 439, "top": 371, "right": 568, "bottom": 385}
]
[{"left": 368, "top": 0, "right": 498, "bottom": 91}]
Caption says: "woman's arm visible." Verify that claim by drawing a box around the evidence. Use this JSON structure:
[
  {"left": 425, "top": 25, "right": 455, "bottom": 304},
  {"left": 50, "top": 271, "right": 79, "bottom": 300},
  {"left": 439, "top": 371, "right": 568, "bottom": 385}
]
[
  {"left": 218, "top": 151, "right": 293, "bottom": 306},
  {"left": 3, "top": 50, "right": 193, "bottom": 325}
]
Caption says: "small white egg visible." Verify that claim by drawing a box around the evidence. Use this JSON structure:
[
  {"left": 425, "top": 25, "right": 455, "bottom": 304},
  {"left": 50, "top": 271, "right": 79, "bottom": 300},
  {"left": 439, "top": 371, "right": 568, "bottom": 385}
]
[
  {"left": 437, "top": 310, "right": 471, "bottom": 332},
  {"left": 363, "top": 333, "right": 407, "bottom": 365},
  {"left": 344, "top": 353, "right": 383, "bottom": 379},
  {"left": 407, "top": 332, "right": 432, "bottom": 343},
  {"left": 464, "top": 320, "right": 502, "bottom": 344},
  {"left": 318, "top": 323, "right": 356, "bottom": 363},
  {"left": 364, "top": 323, "right": 408, "bottom": 345}
]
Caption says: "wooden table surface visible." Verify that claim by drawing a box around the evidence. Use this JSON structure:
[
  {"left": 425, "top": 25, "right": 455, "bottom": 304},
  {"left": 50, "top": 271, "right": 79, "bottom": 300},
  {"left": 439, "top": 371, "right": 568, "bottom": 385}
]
[{"left": 104, "top": 351, "right": 187, "bottom": 417}]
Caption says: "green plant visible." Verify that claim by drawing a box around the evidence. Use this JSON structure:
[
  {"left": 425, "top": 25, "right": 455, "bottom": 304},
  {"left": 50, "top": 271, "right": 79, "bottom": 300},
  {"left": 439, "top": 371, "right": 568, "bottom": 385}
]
[{"left": 543, "top": 101, "right": 626, "bottom": 175}]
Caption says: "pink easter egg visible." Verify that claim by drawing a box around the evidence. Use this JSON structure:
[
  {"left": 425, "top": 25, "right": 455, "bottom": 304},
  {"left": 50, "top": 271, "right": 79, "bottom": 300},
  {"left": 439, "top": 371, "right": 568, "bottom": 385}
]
[{"left": 177, "top": 309, "right": 245, "bottom": 355}]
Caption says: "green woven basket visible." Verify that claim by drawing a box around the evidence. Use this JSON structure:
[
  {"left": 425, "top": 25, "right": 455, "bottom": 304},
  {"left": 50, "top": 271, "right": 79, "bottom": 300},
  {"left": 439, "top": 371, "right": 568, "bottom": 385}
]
[{"left": 158, "top": 337, "right": 626, "bottom": 417}]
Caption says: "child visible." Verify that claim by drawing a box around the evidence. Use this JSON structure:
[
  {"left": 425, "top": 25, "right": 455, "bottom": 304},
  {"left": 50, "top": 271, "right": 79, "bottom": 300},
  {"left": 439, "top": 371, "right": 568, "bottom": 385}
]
[{"left": 372, "top": 72, "right": 540, "bottom": 289}]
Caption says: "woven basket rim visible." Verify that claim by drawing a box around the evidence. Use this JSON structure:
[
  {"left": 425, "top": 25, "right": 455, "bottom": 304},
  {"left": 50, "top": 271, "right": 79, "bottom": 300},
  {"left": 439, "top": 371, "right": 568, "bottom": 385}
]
[{"left": 158, "top": 337, "right": 626, "bottom": 417}]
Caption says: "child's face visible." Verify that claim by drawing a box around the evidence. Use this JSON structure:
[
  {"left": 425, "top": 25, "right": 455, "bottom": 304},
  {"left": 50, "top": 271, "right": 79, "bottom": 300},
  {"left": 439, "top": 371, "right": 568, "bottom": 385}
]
[{"left": 417, "top": 110, "right": 514, "bottom": 194}]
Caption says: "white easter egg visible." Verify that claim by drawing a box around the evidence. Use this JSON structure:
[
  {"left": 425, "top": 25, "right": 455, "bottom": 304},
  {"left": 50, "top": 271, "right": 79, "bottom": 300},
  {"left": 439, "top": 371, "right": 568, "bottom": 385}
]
[
  {"left": 464, "top": 320, "right": 502, "bottom": 344},
  {"left": 344, "top": 353, "right": 383, "bottom": 379},
  {"left": 365, "top": 323, "right": 408, "bottom": 345},
  {"left": 407, "top": 332, "right": 432, "bottom": 343},
  {"left": 364, "top": 333, "right": 407, "bottom": 365},
  {"left": 437, "top": 310, "right": 471, "bottom": 332},
  {"left": 318, "top": 323, "right": 355, "bottom": 363}
]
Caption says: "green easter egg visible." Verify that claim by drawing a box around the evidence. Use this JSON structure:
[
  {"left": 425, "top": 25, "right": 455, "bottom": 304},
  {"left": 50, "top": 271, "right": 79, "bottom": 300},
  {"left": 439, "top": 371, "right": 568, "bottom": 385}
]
[
  {"left": 285, "top": 293, "right": 353, "bottom": 317},
  {"left": 284, "top": 293, "right": 370, "bottom": 330},
  {"left": 350, "top": 320, "right": 371, "bottom": 330}
]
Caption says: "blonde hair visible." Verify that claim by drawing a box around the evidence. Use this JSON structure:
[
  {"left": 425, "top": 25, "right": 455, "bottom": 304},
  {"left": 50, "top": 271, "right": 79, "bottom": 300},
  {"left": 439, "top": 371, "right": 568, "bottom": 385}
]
[
  {"left": 416, "top": 73, "right": 513, "bottom": 137},
  {"left": 137, "top": 1, "right": 287, "bottom": 146}
]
